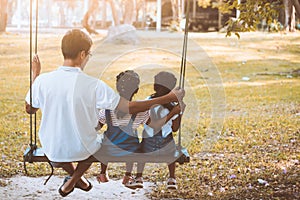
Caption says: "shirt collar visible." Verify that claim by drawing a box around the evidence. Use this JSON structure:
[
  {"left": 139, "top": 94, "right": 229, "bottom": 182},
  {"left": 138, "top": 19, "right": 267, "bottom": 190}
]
[{"left": 58, "top": 66, "right": 82, "bottom": 72}]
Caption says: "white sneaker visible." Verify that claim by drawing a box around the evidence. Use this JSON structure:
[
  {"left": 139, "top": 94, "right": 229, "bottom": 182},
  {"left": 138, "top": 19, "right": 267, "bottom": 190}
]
[
  {"left": 166, "top": 177, "right": 177, "bottom": 190},
  {"left": 122, "top": 175, "right": 136, "bottom": 189},
  {"left": 131, "top": 177, "right": 143, "bottom": 188}
]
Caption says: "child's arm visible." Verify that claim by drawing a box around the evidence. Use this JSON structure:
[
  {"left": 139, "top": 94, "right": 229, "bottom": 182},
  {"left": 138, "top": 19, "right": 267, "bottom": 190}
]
[
  {"left": 171, "top": 114, "right": 181, "bottom": 132},
  {"left": 95, "top": 122, "right": 104, "bottom": 131},
  {"left": 116, "top": 87, "right": 185, "bottom": 114}
]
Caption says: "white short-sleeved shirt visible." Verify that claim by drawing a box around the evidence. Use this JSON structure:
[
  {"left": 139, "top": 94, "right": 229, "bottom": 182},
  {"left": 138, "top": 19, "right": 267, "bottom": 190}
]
[
  {"left": 97, "top": 109, "right": 149, "bottom": 130},
  {"left": 25, "top": 66, "right": 120, "bottom": 162},
  {"left": 143, "top": 104, "right": 178, "bottom": 138}
]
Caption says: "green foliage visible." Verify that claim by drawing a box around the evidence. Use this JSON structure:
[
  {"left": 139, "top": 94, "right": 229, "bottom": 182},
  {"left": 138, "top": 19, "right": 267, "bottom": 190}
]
[
  {"left": 218, "top": 0, "right": 283, "bottom": 37},
  {"left": 197, "top": 0, "right": 212, "bottom": 8}
]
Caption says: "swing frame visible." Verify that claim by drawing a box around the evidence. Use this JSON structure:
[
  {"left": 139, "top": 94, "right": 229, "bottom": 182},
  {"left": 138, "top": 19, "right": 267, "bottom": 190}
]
[{"left": 23, "top": 0, "right": 191, "bottom": 185}]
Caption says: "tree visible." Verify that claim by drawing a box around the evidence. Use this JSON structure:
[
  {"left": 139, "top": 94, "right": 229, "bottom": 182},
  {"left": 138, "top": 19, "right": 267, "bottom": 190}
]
[
  {"left": 284, "top": 0, "right": 300, "bottom": 31},
  {"left": 108, "top": 0, "right": 120, "bottom": 26},
  {"left": 0, "top": 0, "right": 8, "bottom": 32},
  {"left": 198, "top": 0, "right": 212, "bottom": 8},
  {"left": 82, "top": 0, "right": 100, "bottom": 34},
  {"left": 122, "top": 0, "right": 134, "bottom": 24},
  {"left": 197, "top": 0, "right": 300, "bottom": 37},
  {"left": 134, "top": 0, "right": 145, "bottom": 26},
  {"left": 170, "top": 0, "right": 179, "bottom": 21},
  {"left": 219, "top": 0, "right": 300, "bottom": 36},
  {"left": 292, "top": 0, "right": 300, "bottom": 14},
  {"left": 217, "top": 0, "right": 283, "bottom": 37}
]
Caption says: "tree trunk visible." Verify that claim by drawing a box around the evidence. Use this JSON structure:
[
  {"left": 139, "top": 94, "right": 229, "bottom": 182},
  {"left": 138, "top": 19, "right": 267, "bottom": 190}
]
[
  {"left": 135, "top": 0, "right": 144, "bottom": 22},
  {"left": 108, "top": 0, "right": 120, "bottom": 26},
  {"left": 59, "top": 5, "right": 66, "bottom": 26},
  {"left": 291, "top": 0, "right": 300, "bottom": 15},
  {"left": 82, "top": 0, "right": 99, "bottom": 34},
  {"left": 0, "top": 0, "right": 8, "bottom": 32},
  {"left": 283, "top": 0, "right": 293, "bottom": 31},
  {"left": 171, "top": 0, "right": 178, "bottom": 21},
  {"left": 123, "top": 0, "right": 134, "bottom": 24},
  {"left": 101, "top": 0, "right": 107, "bottom": 28},
  {"left": 283, "top": 0, "right": 296, "bottom": 31}
]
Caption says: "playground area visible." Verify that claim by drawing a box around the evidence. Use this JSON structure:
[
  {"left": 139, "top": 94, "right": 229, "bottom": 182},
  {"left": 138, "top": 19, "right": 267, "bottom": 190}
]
[{"left": 0, "top": 29, "right": 299, "bottom": 199}]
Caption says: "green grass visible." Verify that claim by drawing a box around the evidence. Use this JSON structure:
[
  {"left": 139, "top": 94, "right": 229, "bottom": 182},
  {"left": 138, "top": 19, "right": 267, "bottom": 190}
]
[{"left": 0, "top": 31, "right": 299, "bottom": 199}]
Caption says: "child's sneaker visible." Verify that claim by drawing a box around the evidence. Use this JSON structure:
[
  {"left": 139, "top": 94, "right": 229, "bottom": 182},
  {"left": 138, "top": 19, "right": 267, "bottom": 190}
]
[
  {"left": 131, "top": 177, "right": 143, "bottom": 188},
  {"left": 96, "top": 173, "right": 109, "bottom": 183},
  {"left": 166, "top": 177, "right": 177, "bottom": 190},
  {"left": 122, "top": 175, "right": 136, "bottom": 189}
]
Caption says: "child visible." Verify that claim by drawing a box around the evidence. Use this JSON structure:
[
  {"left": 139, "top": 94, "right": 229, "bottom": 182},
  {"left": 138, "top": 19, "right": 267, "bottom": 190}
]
[
  {"left": 136, "top": 71, "right": 184, "bottom": 190},
  {"left": 96, "top": 70, "right": 183, "bottom": 189},
  {"left": 95, "top": 70, "right": 146, "bottom": 188}
]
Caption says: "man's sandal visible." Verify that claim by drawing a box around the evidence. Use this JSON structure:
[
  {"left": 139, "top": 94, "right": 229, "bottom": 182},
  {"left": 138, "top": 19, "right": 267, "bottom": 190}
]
[
  {"left": 75, "top": 179, "right": 93, "bottom": 192},
  {"left": 58, "top": 177, "right": 74, "bottom": 197},
  {"left": 63, "top": 176, "right": 93, "bottom": 192}
]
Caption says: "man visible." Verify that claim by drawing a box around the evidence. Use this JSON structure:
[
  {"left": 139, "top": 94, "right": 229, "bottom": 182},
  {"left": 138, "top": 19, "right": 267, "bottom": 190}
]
[{"left": 25, "top": 29, "right": 184, "bottom": 197}]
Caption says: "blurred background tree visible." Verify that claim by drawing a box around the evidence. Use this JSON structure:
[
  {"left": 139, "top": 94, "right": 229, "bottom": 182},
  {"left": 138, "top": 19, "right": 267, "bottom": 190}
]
[
  {"left": 0, "top": 0, "right": 8, "bottom": 32},
  {"left": 0, "top": 0, "right": 299, "bottom": 34},
  {"left": 216, "top": 0, "right": 300, "bottom": 37}
]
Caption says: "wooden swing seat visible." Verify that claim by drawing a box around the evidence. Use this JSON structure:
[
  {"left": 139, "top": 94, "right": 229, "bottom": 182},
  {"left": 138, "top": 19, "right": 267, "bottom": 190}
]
[{"left": 23, "top": 146, "right": 190, "bottom": 185}]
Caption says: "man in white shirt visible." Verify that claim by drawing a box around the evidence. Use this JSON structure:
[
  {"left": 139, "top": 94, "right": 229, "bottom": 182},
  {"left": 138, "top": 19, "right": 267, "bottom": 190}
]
[{"left": 25, "top": 29, "right": 184, "bottom": 197}]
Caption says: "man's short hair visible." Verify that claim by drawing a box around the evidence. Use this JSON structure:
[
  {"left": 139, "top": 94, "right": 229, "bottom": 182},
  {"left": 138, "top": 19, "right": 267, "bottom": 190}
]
[{"left": 61, "top": 29, "right": 93, "bottom": 60}]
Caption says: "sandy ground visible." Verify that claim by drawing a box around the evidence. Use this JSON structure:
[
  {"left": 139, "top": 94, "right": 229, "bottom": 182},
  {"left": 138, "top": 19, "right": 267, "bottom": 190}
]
[{"left": 0, "top": 176, "right": 154, "bottom": 199}]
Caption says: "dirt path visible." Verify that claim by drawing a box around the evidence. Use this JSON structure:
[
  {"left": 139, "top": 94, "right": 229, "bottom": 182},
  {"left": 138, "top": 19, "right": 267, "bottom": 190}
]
[{"left": 0, "top": 176, "right": 154, "bottom": 199}]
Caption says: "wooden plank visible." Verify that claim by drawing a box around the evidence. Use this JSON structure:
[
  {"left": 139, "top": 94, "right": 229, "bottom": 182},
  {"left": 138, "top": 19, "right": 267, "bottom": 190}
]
[{"left": 24, "top": 147, "right": 190, "bottom": 164}]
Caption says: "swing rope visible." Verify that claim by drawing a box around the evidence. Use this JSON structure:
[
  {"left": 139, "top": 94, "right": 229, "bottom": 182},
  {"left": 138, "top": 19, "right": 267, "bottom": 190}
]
[
  {"left": 29, "top": 0, "right": 38, "bottom": 152},
  {"left": 178, "top": 0, "right": 190, "bottom": 150}
]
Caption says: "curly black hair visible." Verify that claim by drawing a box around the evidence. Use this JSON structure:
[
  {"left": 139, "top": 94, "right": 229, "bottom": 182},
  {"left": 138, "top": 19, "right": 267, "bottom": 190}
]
[
  {"left": 151, "top": 71, "right": 177, "bottom": 111},
  {"left": 115, "top": 70, "right": 140, "bottom": 119},
  {"left": 116, "top": 70, "right": 140, "bottom": 101}
]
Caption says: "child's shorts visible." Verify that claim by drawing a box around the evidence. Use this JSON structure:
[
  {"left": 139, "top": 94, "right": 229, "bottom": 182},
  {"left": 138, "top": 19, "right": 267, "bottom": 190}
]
[{"left": 140, "top": 132, "right": 176, "bottom": 156}]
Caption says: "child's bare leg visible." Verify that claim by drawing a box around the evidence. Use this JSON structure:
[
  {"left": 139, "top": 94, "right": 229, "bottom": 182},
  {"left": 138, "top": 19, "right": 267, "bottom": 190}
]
[
  {"left": 166, "top": 162, "right": 177, "bottom": 189},
  {"left": 136, "top": 162, "right": 145, "bottom": 178},
  {"left": 100, "top": 162, "right": 107, "bottom": 174},
  {"left": 59, "top": 162, "right": 76, "bottom": 175},
  {"left": 97, "top": 162, "right": 109, "bottom": 183},
  {"left": 168, "top": 162, "right": 176, "bottom": 178},
  {"left": 122, "top": 162, "right": 134, "bottom": 186},
  {"left": 125, "top": 162, "right": 134, "bottom": 176}
]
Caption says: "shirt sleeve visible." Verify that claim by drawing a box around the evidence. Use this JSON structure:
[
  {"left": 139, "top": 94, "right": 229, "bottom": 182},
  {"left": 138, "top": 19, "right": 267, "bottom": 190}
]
[
  {"left": 25, "top": 76, "right": 41, "bottom": 108},
  {"left": 97, "top": 109, "right": 106, "bottom": 124},
  {"left": 95, "top": 80, "right": 120, "bottom": 110},
  {"left": 152, "top": 105, "right": 168, "bottom": 118}
]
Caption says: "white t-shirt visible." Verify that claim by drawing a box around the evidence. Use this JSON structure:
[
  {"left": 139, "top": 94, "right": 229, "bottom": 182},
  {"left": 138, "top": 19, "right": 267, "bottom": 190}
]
[
  {"left": 25, "top": 66, "right": 120, "bottom": 162},
  {"left": 143, "top": 104, "right": 178, "bottom": 138}
]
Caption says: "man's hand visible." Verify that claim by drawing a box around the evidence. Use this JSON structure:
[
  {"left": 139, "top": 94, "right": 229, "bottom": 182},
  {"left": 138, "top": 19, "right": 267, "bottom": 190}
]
[
  {"left": 32, "top": 54, "right": 41, "bottom": 82},
  {"left": 169, "top": 87, "right": 185, "bottom": 102}
]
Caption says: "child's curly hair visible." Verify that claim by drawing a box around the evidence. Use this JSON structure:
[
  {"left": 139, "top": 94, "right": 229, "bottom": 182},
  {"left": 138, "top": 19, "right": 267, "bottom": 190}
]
[
  {"left": 151, "top": 71, "right": 177, "bottom": 111},
  {"left": 115, "top": 70, "right": 140, "bottom": 119},
  {"left": 116, "top": 70, "right": 140, "bottom": 101}
]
